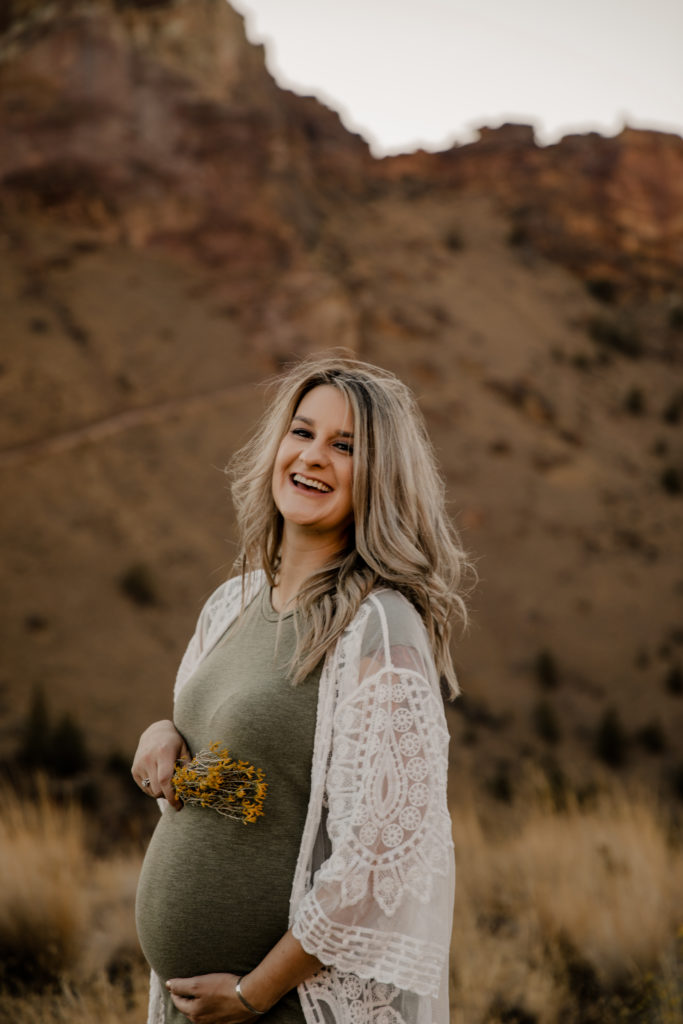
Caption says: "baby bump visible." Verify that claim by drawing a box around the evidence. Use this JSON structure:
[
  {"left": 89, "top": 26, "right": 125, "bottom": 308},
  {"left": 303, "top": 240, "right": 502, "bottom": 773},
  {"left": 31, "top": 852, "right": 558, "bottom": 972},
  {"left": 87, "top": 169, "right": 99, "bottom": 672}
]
[{"left": 135, "top": 803, "right": 297, "bottom": 982}]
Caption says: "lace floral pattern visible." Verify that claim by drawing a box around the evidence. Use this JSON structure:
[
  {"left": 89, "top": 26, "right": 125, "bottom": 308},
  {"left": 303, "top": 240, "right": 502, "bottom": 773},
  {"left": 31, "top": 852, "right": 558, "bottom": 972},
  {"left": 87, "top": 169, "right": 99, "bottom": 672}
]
[
  {"left": 324, "top": 663, "right": 452, "bottom": 917},
  {"left": 299, "top": 969, "right": 424, "bottom": 1024},
  {"left": 148, "top": 577, "right": 454, "bottom": 1024}
]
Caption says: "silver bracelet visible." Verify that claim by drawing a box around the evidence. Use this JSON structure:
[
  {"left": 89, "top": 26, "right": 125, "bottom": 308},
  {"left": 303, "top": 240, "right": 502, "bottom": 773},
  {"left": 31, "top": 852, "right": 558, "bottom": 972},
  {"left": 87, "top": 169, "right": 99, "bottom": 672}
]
[{"left": 236, "top": 977, "right": 267, "bottom": 1016}]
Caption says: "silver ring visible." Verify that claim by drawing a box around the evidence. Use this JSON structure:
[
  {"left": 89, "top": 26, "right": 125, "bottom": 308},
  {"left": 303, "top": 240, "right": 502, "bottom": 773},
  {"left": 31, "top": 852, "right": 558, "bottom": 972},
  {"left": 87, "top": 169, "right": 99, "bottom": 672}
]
[{"left": 142, "top": 777, "right": 151, "bottom": 789}]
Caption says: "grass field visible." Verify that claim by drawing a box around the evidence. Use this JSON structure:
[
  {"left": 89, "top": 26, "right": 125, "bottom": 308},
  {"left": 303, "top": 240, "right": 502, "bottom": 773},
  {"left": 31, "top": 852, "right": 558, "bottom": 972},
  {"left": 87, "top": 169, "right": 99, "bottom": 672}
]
[{"left": 0, "top": 776, "right": 681, "bottom": 1024}]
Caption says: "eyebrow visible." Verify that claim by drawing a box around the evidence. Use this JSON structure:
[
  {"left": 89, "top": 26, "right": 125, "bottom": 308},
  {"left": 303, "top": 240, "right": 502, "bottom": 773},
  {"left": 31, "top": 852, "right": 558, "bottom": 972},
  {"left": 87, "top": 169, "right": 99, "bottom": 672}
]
[{"left": 292, "top": 414, "right": 354, "bottom": 439}]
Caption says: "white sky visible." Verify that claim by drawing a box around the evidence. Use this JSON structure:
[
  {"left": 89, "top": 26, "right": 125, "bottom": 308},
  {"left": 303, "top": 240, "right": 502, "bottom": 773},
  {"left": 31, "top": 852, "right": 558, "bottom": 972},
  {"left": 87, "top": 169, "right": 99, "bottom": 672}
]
[{"left": 229, "top": 0, "right": 683, "bottom": 156}]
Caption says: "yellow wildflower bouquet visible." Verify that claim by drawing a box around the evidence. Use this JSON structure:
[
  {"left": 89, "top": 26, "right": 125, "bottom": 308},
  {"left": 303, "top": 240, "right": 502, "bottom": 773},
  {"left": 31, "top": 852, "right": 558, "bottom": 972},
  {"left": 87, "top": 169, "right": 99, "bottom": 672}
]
[{"left": 172, "top": 742, "right": 267, "bottom": 824}]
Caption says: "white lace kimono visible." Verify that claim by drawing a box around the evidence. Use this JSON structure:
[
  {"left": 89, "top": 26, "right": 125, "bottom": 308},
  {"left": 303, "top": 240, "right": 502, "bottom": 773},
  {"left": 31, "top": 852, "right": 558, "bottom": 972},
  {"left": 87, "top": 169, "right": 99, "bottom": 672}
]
[{"left": 147, "top": 572, "right": 455, "bottom": 1024}]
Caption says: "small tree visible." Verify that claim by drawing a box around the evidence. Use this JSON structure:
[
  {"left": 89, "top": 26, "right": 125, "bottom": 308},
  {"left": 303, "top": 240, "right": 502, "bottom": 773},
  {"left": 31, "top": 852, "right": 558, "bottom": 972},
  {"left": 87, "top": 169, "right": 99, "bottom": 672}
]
[
  {"left": 18, "top": 686, "right": 51, "bottom": 767},
  {"left": 17, "top": 689, "right": 89, "bottom": 778},
  {"left": 48, "top": 714, "right": 89, "bottom": 777}
]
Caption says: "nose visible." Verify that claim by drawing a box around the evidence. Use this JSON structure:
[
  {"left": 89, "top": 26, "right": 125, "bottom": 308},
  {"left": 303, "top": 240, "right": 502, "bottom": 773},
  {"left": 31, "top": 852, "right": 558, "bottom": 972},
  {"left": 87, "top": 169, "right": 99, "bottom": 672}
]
[{"left": 301, "top": 436, "right": 329, "bottom": 467}]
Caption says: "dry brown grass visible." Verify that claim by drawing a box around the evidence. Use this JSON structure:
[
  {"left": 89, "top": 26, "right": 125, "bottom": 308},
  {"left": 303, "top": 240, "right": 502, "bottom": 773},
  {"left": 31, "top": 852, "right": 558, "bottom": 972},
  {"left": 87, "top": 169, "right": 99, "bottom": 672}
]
[
  {"left": 0, "top": 967, "right": 150, "bottom": 1024},
  {"left": 0, "top": 777, "right": 681, "bottom": 1023},
  {"left": 0, "top": 782, "right": 146, "bottom": 1023},
  {"left": 450, "top": 777, "right": 683, "bottom": 1023},
  {"left": 0, "top": 784, "right": 90, "bottom": 991}
]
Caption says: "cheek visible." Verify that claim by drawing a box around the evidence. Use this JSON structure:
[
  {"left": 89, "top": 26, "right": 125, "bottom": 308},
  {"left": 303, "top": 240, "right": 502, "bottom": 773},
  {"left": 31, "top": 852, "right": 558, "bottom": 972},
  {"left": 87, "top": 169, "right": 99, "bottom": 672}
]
[
  {"left": 273, "top": 440, "right": 290, "bottom": 475},
  {"left": 271, "top": 449, "right": 287, "bottom": 497}
]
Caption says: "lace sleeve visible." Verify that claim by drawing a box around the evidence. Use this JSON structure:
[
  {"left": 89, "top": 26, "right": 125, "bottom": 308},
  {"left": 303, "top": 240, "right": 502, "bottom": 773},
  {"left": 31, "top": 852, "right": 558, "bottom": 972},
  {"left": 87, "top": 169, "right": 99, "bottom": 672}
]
[{"left": 292, "top": 592, "right": 455, "bottom": 998}]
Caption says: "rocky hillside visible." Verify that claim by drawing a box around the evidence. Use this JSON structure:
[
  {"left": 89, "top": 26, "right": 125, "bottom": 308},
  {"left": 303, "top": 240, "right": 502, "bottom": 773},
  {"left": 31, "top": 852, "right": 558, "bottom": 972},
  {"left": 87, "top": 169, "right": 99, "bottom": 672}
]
[{"left": 1, "top": 0, "right": 682, "bottom": 802}]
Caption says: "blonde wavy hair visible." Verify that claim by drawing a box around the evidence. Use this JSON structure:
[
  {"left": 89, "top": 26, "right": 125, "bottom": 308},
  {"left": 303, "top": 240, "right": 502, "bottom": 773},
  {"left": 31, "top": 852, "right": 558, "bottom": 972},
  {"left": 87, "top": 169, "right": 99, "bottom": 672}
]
[{"left": 229, "top": 356, "right": 472, "bottom": 697}]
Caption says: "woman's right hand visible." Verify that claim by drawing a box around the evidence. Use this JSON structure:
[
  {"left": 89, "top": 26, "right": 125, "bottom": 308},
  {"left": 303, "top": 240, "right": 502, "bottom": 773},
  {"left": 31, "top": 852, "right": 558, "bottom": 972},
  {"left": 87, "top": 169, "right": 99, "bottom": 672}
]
[{"left": 131, "top": 719, "right": 190, "bottom": 810}]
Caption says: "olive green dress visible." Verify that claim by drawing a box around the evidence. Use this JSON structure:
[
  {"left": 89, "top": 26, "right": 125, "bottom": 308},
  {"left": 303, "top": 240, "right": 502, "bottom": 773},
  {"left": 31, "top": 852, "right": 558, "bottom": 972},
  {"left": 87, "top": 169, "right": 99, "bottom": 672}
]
[{"left": 135, "top": 586, "right": 322, "bottom": 1024}]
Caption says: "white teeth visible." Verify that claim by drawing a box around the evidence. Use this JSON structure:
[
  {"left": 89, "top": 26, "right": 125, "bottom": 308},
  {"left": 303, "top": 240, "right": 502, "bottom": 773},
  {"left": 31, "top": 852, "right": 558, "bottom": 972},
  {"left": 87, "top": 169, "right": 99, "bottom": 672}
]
[{"left": 293, "top": 473, "right": 332, "bottom": 493}]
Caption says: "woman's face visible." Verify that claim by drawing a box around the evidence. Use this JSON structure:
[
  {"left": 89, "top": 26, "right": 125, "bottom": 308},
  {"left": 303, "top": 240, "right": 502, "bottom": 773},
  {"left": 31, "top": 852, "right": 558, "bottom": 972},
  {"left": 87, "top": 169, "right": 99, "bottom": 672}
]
[{"left": 272, "top": 384, "right": 355, "bottom": 548}]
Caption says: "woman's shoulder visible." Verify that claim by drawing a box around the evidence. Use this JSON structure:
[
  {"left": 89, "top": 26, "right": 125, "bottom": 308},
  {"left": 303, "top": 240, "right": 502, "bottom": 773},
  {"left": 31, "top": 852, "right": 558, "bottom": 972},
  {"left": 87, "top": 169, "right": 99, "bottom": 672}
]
[
  {"left": 357, "top": 587, "right": 428, "bottom": 653},
  {"left": 367, "top": 586, "right": 417, "bottom": 615}
]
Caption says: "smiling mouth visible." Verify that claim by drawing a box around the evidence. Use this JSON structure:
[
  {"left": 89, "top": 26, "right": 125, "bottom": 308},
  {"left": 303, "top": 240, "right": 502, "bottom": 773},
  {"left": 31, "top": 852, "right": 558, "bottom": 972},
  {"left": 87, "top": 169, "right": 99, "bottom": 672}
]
[{"left": 291, "top": 473, "right": 332, "bottom": 493}]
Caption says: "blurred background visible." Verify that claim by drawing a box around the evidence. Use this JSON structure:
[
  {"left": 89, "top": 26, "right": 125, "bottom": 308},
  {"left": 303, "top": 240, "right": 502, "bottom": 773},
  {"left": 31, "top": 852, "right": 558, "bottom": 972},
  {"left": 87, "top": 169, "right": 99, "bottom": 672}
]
[{"left": 0, "top": 1, "right": 682, "bottom": 1021}]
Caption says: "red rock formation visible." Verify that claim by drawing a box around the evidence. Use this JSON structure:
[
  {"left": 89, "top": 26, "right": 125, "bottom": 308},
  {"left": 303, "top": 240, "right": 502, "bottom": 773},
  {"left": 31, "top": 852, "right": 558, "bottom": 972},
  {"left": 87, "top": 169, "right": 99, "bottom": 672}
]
[
  {"left": 0, "top": 0, "right": 370, "bottom": 259},
  {"left": 374, "top": 123, "right": 683, "bottom": 303},
  {"left": 2, "top": 2, "right": 682, "bottom": 310}
]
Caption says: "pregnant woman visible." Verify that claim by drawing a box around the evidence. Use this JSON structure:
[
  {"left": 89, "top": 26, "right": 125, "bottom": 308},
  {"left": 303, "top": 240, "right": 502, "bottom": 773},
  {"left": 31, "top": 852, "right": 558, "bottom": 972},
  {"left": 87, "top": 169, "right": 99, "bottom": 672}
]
[{"left": 132, "top": 356, "right": 471, "bottom": 1024}]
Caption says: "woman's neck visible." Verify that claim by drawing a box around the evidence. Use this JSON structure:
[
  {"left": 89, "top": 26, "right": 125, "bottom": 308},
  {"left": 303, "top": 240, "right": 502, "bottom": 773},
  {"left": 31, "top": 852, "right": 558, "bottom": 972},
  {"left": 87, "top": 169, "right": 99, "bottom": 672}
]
[{"left": 271, "top": 532, "right": 344, "bottom": 612}]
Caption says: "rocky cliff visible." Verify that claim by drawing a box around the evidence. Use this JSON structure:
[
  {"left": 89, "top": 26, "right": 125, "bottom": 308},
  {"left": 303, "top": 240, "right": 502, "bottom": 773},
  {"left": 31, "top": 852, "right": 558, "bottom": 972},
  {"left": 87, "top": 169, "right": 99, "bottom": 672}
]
[{"left": 384, "top": 123, "right": 683, "bottom": 305}]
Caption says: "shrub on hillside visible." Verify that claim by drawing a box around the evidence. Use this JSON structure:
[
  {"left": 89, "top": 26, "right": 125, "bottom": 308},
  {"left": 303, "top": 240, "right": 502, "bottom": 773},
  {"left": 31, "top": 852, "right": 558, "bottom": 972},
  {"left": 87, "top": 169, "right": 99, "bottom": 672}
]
[
  {"left": 532, "top": 700, "right": 561, "bottom": 745},
  {"left": 664, "top": 664, "right": 683, "bottom": 695},
  {"left": 17, "top": 688, "right": 89, "bottom": 779},
  {"left": 634, "top": 721, "right": 666, "bottom": 755},
  {"left": 586, "top": 316, "right": 643, "bottom": 358},
  {"left": 672, "top": 763, "right": 683, "bottom": 801},
  {"left": 586, "top": 277, "right": 617, "bottom": 304},
  {"left": 660, "top": 467, "right": 682, "bottom": 496},
  {"left": 50, "top": 714, "right": 89, "bottom": 777},
  {"left": 662, "top": 390, "right": 683, "bottom": 424},
  {"left": 443, "top": 227, "right": 465, "bottom": 252},
  {"left": 623, "top": 387, "right": 646, "bottom": 415},
  {"left": 535, "top": 650, "right": 560, "bottom": 690},
  {"left": 118, "top": 563, "right": 159, "bottom": 607},
  {"left": 595, "top": 708, "right": 628, "bottom": 768},
  {"left": 17, "top": 686, "right": 50, "bottom": 767},
  {"left": 487, "top": 760, "right": 514, "bottom": 804}
]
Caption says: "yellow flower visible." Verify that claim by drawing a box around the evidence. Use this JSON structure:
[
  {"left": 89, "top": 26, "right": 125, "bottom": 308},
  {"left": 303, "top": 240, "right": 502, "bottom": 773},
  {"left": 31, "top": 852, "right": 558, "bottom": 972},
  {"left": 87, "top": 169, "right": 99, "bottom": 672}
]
[{"left": 171, "top": 745, "right": 267, "bottom": 824}]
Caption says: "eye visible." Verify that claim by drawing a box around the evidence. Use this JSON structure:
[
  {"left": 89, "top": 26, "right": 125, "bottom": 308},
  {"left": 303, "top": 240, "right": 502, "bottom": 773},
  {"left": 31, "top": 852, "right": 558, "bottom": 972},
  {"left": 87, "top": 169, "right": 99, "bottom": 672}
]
[
  {"left": 291, "top": 427, "right": 313, "bottom": 439},
  {"left": 334, "top": 441, "right": 353, "bottom": 454}
]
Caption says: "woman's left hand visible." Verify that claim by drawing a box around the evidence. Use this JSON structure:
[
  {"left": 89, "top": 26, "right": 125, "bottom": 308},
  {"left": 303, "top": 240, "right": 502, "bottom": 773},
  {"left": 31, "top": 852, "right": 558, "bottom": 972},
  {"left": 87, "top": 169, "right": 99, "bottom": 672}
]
[{"left": 166, "top": 973, "right": 258, "bottom": 1023}]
